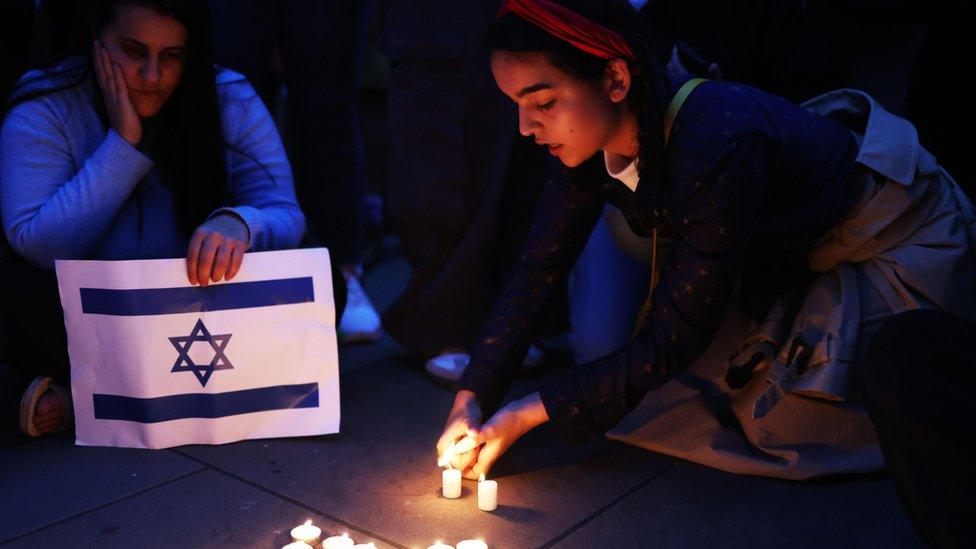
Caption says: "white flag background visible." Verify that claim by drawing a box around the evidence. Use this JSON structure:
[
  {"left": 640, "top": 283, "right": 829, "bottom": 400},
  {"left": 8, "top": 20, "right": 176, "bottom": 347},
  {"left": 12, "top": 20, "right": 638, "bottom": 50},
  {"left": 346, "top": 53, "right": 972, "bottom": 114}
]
[{"left": 55, "top": 248, "right": 340, "bottom": 449}]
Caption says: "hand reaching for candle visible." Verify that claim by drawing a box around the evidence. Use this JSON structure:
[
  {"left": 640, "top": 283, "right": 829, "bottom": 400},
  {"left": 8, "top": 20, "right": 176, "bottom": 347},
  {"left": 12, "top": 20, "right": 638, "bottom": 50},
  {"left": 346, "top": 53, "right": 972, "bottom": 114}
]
[
  {"left": 466, "top": 392, "right": 549, "bottom": 480},
  {"left": 437, "top": 390, "right": 484, "bottom": 472}
]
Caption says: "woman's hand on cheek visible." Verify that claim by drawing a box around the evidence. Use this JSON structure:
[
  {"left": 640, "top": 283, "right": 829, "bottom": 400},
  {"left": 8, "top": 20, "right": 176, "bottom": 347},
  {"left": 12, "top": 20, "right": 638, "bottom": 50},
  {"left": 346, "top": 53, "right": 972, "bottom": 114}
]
[
  {"left": 186, "top": 214, "right": 250, "bottom": 286},
  {"left": 464, "top": 392, "right": 549, "bottom": 480},
  {"left": 93, "top": 41, "right": 142, "bottom": 146}
]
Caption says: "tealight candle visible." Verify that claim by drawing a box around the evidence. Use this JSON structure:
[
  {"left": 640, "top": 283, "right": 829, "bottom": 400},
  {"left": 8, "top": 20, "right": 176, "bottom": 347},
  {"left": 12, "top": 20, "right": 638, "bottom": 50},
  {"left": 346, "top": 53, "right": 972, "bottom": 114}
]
[
  {"left": 427, "top": 542, "right": 454, "bottom": 549},
  {"left": 457, "top": 540, "right": 488, "bottom": 549},
  {"left": 282, "top": 543, "right": 313, "bottom": 549},
  {"left": 477, "top": 473, "right": 497, "bottom": 511},
  {"left": 290, "top": 520, "right": 322, "bottom": 545},
  {"left": 323, "top": 533, "right": 355, "bottom": 549},
  {"left": 442, "top": 467, "right": 462, "bottom": 499}
]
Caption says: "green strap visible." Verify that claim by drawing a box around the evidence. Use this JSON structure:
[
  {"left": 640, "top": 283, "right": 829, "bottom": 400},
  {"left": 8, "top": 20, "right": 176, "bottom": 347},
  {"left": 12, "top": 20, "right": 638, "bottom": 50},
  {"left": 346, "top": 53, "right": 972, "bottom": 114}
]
[{"left": 663, "top": 77, "right": 707, "bottom": 147}]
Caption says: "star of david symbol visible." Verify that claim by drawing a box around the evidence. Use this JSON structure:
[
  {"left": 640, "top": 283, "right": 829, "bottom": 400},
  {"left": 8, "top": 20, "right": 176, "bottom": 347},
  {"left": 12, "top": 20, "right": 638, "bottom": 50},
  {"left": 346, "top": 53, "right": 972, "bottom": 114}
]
[{"left": 168, "top": 319, "right": 233, "bottom": 387}]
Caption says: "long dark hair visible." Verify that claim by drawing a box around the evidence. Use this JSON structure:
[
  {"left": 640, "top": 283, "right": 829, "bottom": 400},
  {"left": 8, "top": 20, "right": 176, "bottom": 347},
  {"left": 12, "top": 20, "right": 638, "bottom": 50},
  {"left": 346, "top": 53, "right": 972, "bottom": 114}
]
[
  {"left": 485, "top": 0, "right": 671, "bottom": 218},
  {"left": 8, "top": 0, "right": 228, "bottom": 237}
]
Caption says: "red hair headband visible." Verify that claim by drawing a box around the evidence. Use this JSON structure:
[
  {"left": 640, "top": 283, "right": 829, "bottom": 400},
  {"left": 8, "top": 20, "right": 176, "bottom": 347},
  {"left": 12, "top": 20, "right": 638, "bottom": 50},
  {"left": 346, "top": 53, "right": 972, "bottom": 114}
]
[{"left": 497, "top": 0, "right": 636, "bottom": 63}]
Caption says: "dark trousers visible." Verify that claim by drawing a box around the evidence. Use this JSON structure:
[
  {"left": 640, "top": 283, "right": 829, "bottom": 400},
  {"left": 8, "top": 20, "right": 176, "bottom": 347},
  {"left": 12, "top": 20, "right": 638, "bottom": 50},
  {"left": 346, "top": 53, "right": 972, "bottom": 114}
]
[
  {"left": 863, "top": 309, "right": 975, "bottom": 549},
  {"left": 209, "top": 0, "right": 372, "bottom": 265}
]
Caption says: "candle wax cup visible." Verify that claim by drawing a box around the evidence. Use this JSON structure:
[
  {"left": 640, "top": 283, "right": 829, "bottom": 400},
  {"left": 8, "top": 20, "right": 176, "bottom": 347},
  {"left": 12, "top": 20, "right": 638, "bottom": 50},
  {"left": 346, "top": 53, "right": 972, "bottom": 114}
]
[
  {"left": 477, "top": 475, "right": 498, "bottom": 509},
  {"left": 442, "top": 468, "right": 462, "bottom": 499},
  {"left": 477, "top": 478, "right": 497, "bottom": 511},
  {"left": 323, "top": 534, "right": 356, "bottom": 549},
  {"left": 290, "top": 521, "right": 322, "bottom": 544}
]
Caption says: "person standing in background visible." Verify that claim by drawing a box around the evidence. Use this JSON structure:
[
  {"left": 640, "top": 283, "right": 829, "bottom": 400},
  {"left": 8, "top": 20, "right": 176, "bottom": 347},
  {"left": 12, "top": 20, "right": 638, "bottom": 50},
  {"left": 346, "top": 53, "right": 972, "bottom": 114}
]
[
  {"left": 381, "top": 0, "right": 565, "bottom": 384},
  {"left": 209, "top": 0, "right": 381, "bottom": 343}
]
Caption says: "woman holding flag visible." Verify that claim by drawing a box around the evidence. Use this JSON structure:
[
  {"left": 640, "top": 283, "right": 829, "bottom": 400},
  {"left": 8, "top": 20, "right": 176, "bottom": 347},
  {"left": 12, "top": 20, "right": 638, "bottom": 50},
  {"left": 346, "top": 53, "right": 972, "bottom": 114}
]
[{"left": 1, "top": 0, "right": 311, "bottom": 436}]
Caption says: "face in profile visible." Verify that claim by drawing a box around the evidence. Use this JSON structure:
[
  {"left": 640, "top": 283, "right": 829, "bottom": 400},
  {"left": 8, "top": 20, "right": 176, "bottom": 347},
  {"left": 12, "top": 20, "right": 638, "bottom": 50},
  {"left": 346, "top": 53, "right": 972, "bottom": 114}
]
[
  {"left": 98, "top": 5, "right": 188, "bottom": 118},
  {"left": 491, "top": 50, "right": 629, "bottom": 167}
]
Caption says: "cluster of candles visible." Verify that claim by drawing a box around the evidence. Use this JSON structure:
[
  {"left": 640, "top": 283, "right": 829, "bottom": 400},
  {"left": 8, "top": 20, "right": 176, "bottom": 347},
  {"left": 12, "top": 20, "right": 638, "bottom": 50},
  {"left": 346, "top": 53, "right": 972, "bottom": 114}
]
[
  {"left": 441, "top": 469, "right": 497, "bottom": 512},
  {"left": 283, "top": 523, "right": 367, "bottom": 549},
  {"left": 283, "top": 437, "right": 498, "bottom": 549},
  {"left": 438, "top": 437, "right": 498, "bottom": 511},
  {"left": 284, "top": 521, "right": 488, "bottom": 549}
]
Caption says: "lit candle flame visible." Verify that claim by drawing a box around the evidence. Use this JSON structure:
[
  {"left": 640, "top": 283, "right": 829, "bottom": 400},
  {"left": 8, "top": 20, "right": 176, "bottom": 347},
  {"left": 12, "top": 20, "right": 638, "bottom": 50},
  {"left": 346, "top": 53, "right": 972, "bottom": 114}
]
[
  {"left": 479, "top": 473, "right": 485, "bottom": 482},
  {"left": 304, "top": 520, "right": 312, "bottom": 527},
  {"left": 437, "top": 444, "right": 454, "bottom": 468}
]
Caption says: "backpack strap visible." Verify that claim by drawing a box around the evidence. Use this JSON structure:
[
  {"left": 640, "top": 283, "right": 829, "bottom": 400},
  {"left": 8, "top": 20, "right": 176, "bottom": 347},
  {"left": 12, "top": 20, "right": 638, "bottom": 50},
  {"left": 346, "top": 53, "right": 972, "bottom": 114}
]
[
  {"left": 664, "top": 77, "right": 707, "bottom": 147},
  {"left": 632, "top": 77, "right": 708, "bottom": 338}
]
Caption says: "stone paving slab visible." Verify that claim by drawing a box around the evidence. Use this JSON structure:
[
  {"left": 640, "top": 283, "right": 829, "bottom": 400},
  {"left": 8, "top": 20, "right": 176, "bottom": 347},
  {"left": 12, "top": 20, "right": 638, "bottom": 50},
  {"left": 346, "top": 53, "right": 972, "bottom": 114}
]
[
  {"left": 551, "top": 461, "right": 923, "bottom": 549},
  {"left": 0, "top": 429, "right": 202, "bottom": 542},
  {"left": 0, "top": 253, "right": 924, "bottom": 548},
  {"left": 178, "top": 354, "right": 675, "bottom": 548},
  {"left": 3, "top": 469, "right": 388, "bottom": 549}
]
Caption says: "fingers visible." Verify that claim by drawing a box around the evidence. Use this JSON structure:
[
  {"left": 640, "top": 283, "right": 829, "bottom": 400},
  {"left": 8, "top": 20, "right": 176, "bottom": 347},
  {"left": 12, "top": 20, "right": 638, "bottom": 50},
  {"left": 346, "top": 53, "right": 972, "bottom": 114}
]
[
  {"left": 468, "top": 417, "right": 515, "bottom": 479},
  {"left": 94, "top": 42, "right": 122, "bottom": 127},
  {"left": 186, "top": 230, "right": 205, "bottom": 285},
  {"left": 210, "top": 240, "right": 245, "bottom": 282},
  {"left": 93, "top": 42, "right": 109, "bottom": 93},
  {"left": 98, "top": 43, "right": 120, "bottom": 106},
  {"left": 456, "top": 446, "right": 480, "bottom": 474},
  {"left": 447, "top": 432, "right": 482, "bottom": 470},
  {"left": 210, "top": 242, "right": 233, "bottom": 283},
  {"left": 188, "top": 217, "right": 251, "bottom": 286},
  {"left": 436, "top": 420, "right": 469, "bottom": 457},
  {"left": 225, "top": 246, "right": 245, "bottom": 281},
  {"left": 470, "top": 435, "right": 503, "bottom": 479},
  {"left": 111, "top": 60, "right": 129, "bottom": 107},
  {"left": 453, "top": 432, "right": 479, "bottom": 454},
  {"left": 196, "top": 235, "right": 220, "bottom": 287}
]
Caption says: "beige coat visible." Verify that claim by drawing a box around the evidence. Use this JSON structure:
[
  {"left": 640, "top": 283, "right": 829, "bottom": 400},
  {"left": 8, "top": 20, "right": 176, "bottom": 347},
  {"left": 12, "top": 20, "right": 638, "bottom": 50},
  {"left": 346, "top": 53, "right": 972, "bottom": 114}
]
[{"left": 607, "top": 89, "right": 976, "bottom": 480}]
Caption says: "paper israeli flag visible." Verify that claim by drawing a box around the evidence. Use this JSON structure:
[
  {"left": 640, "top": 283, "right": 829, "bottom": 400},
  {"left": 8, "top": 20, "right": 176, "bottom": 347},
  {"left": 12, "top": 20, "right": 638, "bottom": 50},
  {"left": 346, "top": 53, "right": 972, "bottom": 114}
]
[{"left": 55, "top": 248, "right": 340, "bottom": 449}]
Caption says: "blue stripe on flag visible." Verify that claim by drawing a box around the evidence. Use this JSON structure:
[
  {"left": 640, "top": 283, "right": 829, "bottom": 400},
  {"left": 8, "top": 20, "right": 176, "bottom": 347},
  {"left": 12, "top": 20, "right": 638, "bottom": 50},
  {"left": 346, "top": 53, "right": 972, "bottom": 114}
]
[
  {"left": 80, "top": 277, "right": 314, "bottom": 316},
  {"left": 92, "top": 383, "right": 319, "bottom": 423}
]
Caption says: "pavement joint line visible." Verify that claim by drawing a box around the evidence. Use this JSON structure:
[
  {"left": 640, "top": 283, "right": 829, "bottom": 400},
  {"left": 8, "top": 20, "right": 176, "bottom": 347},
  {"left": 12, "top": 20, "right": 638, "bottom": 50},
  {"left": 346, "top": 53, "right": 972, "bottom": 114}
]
[
  {"left": 171, "top": 449, "right": 408, "bottom": 549},
  {"left": 0, "top": 466, "right": 205, "bottom": 545},
  {"left": 537, "top": 460, "right": 677, "bottom": 549}
]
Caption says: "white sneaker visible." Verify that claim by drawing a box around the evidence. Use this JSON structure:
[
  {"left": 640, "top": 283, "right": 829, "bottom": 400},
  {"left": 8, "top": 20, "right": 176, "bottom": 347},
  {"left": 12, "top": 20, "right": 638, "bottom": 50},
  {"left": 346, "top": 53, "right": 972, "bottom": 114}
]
[
  {"left": 424, "top": 350, "right": 471, "bottom": 384},
  {"left": 338, "top": 274, "right": 382, "bottom": 343}
]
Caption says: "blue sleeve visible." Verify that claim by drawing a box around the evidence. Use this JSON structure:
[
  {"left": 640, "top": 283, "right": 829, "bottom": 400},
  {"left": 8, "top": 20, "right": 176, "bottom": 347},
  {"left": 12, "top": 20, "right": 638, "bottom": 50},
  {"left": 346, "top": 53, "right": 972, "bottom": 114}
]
[
  {"left": 213, "top": 83, "right": 305, "bottom": 251},
  {"left": 0, "top": 101, "right": 153, "bottom": 268},
  {"left": 539, "top": 134, "right": 767, "bottom": 444}
]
